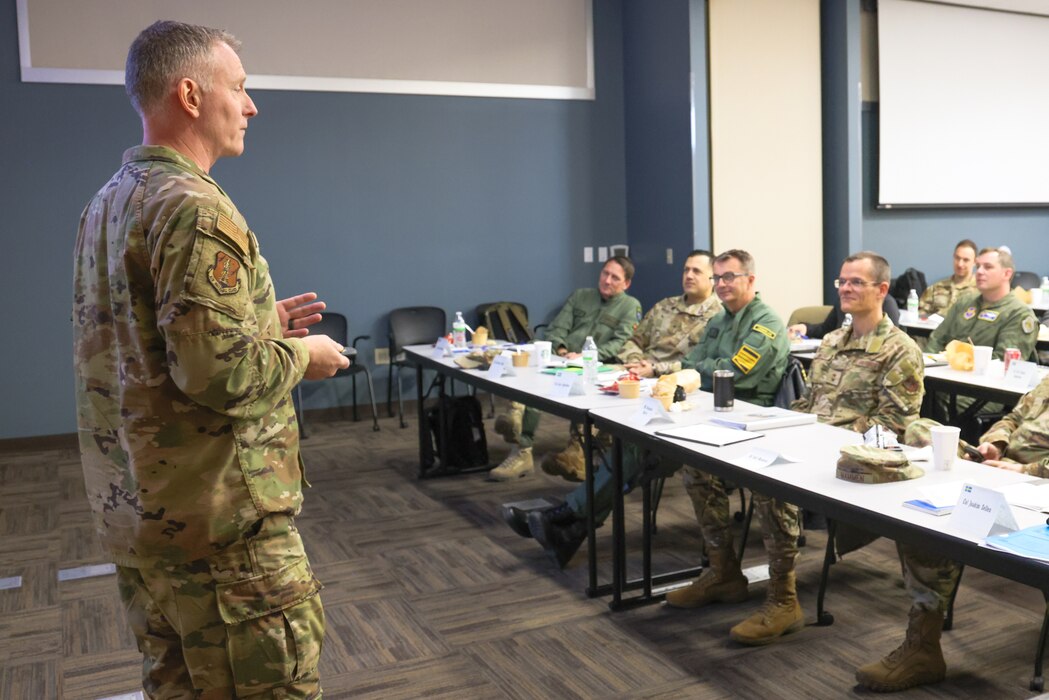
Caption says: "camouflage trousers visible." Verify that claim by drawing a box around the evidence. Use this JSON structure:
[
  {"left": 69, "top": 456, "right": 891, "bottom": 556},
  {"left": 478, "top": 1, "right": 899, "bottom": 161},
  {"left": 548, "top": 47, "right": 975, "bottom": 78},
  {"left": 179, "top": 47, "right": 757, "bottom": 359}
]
[
  {"left": 681, "top": 466, "right": 800, "bottom": 575},
  {"left": 504, "top": 402, "right": 542, "bottom": 448},
  {"left": 116, "top": 514, "right": 324, "bottom": 699}
]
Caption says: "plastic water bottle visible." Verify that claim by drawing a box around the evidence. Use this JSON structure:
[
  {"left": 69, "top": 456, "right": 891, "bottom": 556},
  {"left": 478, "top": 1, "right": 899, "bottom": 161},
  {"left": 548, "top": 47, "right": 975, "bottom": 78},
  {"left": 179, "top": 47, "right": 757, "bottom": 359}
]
[
  {"left": 452, "top": 311, "right": 467, "bottom": 349},
  {"left": 1041, "top": 276, "right": 1049, "bottom": 296},
  {"left": 842, "top": 313, "right": 852, "bottom": 328},
  {"left": 581, "top": 336, "right": 599, "bottom": 385},
  {"left": 906, "top": 289, "right": 919, "bottom": 321}
]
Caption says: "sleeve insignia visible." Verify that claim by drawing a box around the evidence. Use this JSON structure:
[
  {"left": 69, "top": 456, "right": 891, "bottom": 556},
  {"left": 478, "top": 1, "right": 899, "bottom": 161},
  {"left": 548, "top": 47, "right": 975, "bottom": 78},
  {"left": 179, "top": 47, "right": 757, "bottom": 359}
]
[
  {"left": 752, "top": 323, "right": 777, "bottom": 340},
  {"left": 977, "top": 310, "right": 999, "bottom": 322},
  {"left": 1023, "top": 315, "right": 1036, "bottom": 334},
  {"left": 731, "top": 344, "right": 761, "bottom": 374},
  {"left": 963, "top": 306, "right": 977, "bottom": 320},
  {"left": 215, "top": 213, "right": 250, "bottom": 257},
  {"left": 207, "top": 251, "right": 242, "bottom": 295}
]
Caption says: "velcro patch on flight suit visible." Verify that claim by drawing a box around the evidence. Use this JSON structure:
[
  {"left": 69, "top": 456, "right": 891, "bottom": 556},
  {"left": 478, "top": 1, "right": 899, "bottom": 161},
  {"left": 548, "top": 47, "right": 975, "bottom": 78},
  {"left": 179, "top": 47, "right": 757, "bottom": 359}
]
[
  {"left": 1023, "top": 316, "right": 1037, "bottom": 334},
  {"left": 963, "top": 306, "right": 976, "bottom": 320},
  {"left": 182, "top": 207, "right": 252, "bottom": 320},
  {"left": 215, "top": 213, "right": 250, "bottom": 257},
  {"left": 207, "top": 251, "right": 242, "bottom": 295},
  {"left": 977, "top": 310, "right": 999, "bottom": 322},
  {"left": 732, "top": 344, "right": 761, "bottom": 374},
  {"left": 752, "top": 324, "right": 777, "bottom": 340}
]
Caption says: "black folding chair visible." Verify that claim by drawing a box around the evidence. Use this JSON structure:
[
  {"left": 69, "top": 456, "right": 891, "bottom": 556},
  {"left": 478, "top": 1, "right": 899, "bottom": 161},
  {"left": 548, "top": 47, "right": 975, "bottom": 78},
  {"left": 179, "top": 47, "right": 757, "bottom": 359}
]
[{"left": 388, "top": 306, "right": 447, "bottom": 428}]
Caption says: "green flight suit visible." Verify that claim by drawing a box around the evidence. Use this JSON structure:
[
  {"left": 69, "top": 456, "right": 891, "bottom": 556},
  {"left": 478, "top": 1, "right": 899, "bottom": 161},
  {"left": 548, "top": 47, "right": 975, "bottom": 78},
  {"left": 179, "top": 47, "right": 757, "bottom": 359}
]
[{"left": 926, "top": 290, "right": 1037, "bottom": 360}]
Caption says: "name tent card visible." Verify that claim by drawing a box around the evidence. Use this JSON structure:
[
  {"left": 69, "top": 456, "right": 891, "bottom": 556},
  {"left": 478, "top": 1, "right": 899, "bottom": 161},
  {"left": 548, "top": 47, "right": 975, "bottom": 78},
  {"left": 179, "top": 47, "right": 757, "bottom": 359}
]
[
  {"left": 629, "top": 398, "right": 673, "bottom": 426},
  {"left": 549, "top": 371, "right": 585, "bottom": 397},
  {"left": 737, "top": 448, "right": 801, "bottom": 469},
  {"left": 432, "top": 337, "right": 452, "bottom": 358},
  {"left": 487, "top": 354, "right": 516, "bottom": 378},
  {"left": 1003, "top": 359, "right": 1039, "bottom": 392},
  {"left": 946, "top": 483, "right": 1019, "bottom": 539}
]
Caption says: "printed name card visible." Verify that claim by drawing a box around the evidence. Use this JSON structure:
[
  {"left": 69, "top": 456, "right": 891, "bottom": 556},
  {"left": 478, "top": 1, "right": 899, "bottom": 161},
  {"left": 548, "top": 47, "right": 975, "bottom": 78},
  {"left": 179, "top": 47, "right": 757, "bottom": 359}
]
[
  {"left": 629, "top": 398, "right": 673, "bottom": 426},
  {"left": 487, "top": 354, "right": 516, "bottom": 378},
  {"left": 1003, "top": 360, "right": 1039, "bottom": 392},
  {"left": 736, "top": 448, "right": 801, "bottom": 469},
  {"left": 549, "top": 372, "right": 585, "bottom": 397},
  {"left": 946, "top": 483, "right": 1019, "bottom": 538},
  {"left": 432, "top": 337, "right": 452, "bottom": 359}
]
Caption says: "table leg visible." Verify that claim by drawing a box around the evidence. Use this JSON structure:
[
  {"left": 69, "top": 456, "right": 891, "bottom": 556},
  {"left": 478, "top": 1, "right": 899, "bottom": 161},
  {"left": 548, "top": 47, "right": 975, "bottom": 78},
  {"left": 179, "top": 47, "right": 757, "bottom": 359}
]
[
  {"left": 1030, "top": 591, "right": 1049, "bottom": 692},
  {"left": 815, "top": 518, "right": 837, "bottom": 626},
  {"left": 610, "top": 436, "right": 625, "bottom": 610},
  {"left": 584, "top": 415, "right": 599, "bottom": 597},
  {"left": 416, "top": 364, "right": 426, "bottom": 478}
]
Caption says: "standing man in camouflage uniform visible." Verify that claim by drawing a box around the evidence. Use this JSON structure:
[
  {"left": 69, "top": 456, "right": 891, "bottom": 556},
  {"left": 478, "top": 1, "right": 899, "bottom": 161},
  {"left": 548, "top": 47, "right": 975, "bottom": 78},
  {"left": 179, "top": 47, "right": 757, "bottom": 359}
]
[
  {"left": 504, "top": 251, "right": 720, "bottom": 565},
  {"left": 488, "top": 256, "right": 642, "bottom": 481},
  {"left": 918, "top": 239, "right": 978, "bottom": 317},
  {"left": 926, "top": 247, "right": 1037, "bottom": 360},
  {"left": 73, "top": 21, "right": 348, "bottom": 698}
]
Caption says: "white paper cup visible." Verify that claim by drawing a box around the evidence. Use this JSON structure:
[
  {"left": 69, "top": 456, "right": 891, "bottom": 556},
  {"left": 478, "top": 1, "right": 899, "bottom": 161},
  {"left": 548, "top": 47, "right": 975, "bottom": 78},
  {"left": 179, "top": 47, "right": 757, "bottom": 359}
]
[
  {"left": 1032, "top": 288, "right": 1044, "bottom": 306},
  {"left": 972, "top": 345, "right": 993, "bottom": 375},
  {"left": 533, "top": 341, "right": 552, "bottom": 367},
  {"left": 929, "top": 425, "right": 961, "bottom": 471}
]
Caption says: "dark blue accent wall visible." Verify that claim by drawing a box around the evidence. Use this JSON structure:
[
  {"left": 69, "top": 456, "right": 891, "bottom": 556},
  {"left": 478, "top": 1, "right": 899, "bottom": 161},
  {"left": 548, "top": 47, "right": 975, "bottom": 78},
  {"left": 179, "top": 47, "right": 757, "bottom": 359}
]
[{"left": 0, "top": 1, "right": 627, "bottom": 438}]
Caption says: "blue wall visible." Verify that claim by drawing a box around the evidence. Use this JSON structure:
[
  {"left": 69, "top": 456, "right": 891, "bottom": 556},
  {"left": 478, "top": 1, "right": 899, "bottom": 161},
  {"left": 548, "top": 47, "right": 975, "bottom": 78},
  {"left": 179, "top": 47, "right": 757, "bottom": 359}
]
[{"left": 0, "top": 1, "right": 627, "bottom": 438}]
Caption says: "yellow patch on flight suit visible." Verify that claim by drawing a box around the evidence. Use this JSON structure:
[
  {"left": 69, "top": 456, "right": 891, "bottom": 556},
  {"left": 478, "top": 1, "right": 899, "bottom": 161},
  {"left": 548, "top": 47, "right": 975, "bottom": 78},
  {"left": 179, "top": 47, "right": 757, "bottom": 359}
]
[
  {"left": 1023, "top": 316, "right": 1037, "bottom": 334},
  {"left": 732, "top": 344, "right": 761, "bottom": 374},
  {"left": 977, "top": 310, "right": 999, "bottom": 322},
  {"left": 752, "top": 324, "right": 777, "bottom": 340}
]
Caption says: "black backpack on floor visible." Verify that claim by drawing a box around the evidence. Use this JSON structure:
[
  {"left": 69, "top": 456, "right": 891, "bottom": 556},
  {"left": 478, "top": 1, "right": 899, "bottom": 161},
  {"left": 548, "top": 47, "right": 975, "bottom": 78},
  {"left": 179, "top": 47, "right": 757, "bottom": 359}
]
[{"left": 420, "top": 395, "right": 489, "bottom": 476}]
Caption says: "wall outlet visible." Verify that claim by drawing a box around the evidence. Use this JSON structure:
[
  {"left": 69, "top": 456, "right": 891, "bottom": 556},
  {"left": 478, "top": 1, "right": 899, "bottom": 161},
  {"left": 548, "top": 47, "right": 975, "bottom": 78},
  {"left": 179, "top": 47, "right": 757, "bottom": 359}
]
[
  {"left": 598, "top": 246, "right": 608, "bottom": 262},
  {"left": 374, "top": 347, "right": 390, "bottom": 365},
  {"left": 583, "top": 246, "right": 594, "bottom": 263},
  {"left": 666, "top": 248, "right": 674, "bottom": 264}
]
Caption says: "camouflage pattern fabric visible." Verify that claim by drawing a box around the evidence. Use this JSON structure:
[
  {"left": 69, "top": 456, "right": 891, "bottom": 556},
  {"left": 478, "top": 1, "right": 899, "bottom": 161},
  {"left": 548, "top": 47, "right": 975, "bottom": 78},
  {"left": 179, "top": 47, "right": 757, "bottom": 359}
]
[
  {"left": 73, "top": 145, "right": 310, "bottom": 567},
  {"left": 617, "top": 294, "right": 722, "bottom": 376},
  {"left": 682, "top": 294, "right": 789, "bottom": 407},
  {"left": 978, "top": 373, "right": 1049, "bottom": 477},
  {"left": 544, "top": 287, "right": 642, "bottom": 361},
  {"left": 117, "top": 514, "right": 323, "bottom": 698},
  {"left": 926, "top": 289, "right": 1037, "bottom": 360},
  {"left": 918, "top": 276, "right": 975, "bottom": 317},
  {"left": 791, "top": 316, "right": 923, "bottom": 436}
]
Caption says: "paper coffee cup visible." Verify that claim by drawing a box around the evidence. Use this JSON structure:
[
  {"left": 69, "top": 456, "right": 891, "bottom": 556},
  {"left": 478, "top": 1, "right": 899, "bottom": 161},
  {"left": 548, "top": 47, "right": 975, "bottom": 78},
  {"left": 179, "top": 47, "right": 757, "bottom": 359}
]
[
  {"left": 972, "top": 345, "right": 992, "bottom": 375},
  {"left": 511, "top": 351, "right": 530, "bottom": 367},
  {"left": 533, "top": 340, "right": 552, "bottom": 366},
  {"left": 929, "top": 425, "right": 961, "bottom": 471},
  {"left": 618, "top": 379, "right": 641, "bottom": 399}
]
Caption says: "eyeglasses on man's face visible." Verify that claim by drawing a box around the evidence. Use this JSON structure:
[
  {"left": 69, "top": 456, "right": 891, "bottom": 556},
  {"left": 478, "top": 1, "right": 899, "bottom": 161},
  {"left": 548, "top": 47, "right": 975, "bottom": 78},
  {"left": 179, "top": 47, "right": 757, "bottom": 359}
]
[
  {"left": 711, "top": 272, "right": 748, "bottom": 285},
  {"left": 833, "top": 277, "right": 878, "bottom": 289}
]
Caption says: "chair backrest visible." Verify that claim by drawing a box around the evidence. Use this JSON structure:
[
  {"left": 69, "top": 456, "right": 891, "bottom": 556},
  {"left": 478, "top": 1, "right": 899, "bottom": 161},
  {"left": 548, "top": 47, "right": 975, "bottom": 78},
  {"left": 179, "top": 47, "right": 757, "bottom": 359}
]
[
  {"left": 389, "top": 306, "right": 447, "bottom": 354},
  {"left": 774, "top": 355, "right": 808, "bottom": 409},
  {"left": 475, "top": 302, "right": 532, "bottom": 343},
  {"left": 1012, "top": 270, "right": 1041, "bottom": 290},
  {"left": 889, "top": 268, "right": 927, "bottom": 306},
  {"left": 307, "top": 312, "right": 348, "bottom": 345},
  {"left": 787, "top": 305, "right": 833, "bottom": 328}
]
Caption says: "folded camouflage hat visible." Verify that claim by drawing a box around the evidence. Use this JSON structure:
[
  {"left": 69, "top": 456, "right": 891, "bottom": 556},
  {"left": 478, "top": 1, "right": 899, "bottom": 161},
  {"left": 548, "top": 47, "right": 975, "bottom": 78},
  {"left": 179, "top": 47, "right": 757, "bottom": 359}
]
[{"left": 836, "top": 444, "right": 925, "bottom": 484}]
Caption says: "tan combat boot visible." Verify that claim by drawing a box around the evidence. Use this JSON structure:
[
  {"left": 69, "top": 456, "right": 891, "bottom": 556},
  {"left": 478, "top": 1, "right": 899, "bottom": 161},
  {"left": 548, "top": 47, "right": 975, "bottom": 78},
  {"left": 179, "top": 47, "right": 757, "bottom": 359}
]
[
  {"left": 487, "top": 447, "right": 533, "bottom": 482},
  {"left": 493, "top": 402, "right": 524, "bottom": 442},
  {"left": 855, "top": 607, "right": 946, "bottom": 692},
  {"left": 729, "top": 569, "right": 804, "bottom": 645},
  {"left": 541, "top": 438, "right": 586, "bottom": 482},
  {"left": 665, "top": 546, "right": 749, "bottom": 609}
]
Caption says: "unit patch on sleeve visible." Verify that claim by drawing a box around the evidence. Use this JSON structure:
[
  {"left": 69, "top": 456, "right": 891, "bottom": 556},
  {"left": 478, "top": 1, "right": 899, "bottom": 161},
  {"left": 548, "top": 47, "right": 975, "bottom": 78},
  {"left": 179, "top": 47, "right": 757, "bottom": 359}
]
[
  {"left": 732, "top": 344, "right": 761, "bottom": 374},
  {"left": 1023, "top": 316, "right": 1036, "bottom": 334},
  {"left": 208, "top": 251, "right": 242, "bottom": 295}
]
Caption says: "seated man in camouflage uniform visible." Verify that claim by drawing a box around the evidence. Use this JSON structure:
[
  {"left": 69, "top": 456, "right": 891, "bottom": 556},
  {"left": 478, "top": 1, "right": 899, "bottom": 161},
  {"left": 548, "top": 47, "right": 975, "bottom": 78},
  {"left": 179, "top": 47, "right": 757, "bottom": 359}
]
[
  {"left": 666, "top": 252, "right": 926, "bottom": 650},
  {"left": 72, "top": 22, "right": 349, "bottom": 697},
  {"left": 918, "top": 238, "right": 978, "bottom": 318},
  {"left": 501, "top": 250, "right": 721, "bottom": 565},
  {"left": 488, "top": 256, "right": 642, "bottom": 481}
]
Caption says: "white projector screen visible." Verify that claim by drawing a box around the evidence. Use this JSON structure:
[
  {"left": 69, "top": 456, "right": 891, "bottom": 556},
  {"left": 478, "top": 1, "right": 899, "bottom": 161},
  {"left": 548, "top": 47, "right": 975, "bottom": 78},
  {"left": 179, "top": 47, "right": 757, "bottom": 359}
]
[{"left": 878, "top": 0, "right": 1049, "bottom": 207}]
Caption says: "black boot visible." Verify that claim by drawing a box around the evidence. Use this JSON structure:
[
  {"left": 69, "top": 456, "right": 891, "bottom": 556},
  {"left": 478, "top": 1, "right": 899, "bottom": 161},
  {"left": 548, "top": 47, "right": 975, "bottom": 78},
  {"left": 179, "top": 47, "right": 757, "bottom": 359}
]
[
  {"left": 527, "top": 504, "right": 587, "bottom": 568},
  {"left": 502, "top": 505, "right": 533, "bottom": 538}
]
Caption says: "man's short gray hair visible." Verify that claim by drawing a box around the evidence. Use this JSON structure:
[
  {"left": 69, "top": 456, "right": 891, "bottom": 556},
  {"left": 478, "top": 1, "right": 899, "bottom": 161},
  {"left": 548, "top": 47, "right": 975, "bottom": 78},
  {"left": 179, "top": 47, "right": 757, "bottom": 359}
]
[
  {"left": 125, "top": 20, "right": 240, "bottom": 117},
  {"left": 714, "top": 249, "right": 754, "bottom": 274}
]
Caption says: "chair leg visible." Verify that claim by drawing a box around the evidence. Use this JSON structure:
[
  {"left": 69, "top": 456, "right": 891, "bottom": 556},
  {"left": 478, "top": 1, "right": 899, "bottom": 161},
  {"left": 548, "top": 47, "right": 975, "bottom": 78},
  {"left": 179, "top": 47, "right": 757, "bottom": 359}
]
[
  {"left": 294, "top": 384, "right": 308, "bottom": 439},
  {"left": 738, "top": 496, "right": 754, "bottom": 562},
  {"left": 362, "top": 367, "right": 380, "bottom": 431},
  {"left": 944, "top": 563, "right": 965, "bottom": 631},
  {"left": 397, "top": 366, "right": 407, "bottom": 429},
  {"left": 352, "top": 374, "right": 359, "bottom": 422},
  {"left": 651, "top": 477, "right": 666, "bottom": 535},
  {"left": 386, "top": 364, "right": 395, "bottom": 418}
]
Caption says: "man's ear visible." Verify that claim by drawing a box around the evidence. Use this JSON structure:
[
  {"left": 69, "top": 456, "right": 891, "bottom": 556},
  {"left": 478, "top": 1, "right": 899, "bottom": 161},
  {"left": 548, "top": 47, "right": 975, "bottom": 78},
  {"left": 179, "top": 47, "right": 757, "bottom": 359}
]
[{"left": 177, "top": 78, "right": 202, "bottom": 118}]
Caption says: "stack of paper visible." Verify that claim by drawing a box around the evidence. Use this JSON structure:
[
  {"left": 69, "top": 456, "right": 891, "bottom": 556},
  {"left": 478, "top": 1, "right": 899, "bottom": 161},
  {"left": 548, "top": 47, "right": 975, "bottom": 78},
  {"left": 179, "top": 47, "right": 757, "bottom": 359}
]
[
  {"left": 997, "top": 481, "right": 1049, "bottom": 513},
  {"left": 708, "top": 408, "right": 818, "bottom": 432},
  {"left": 985, "top": 525, "right": 1049, "bottom": 563}
]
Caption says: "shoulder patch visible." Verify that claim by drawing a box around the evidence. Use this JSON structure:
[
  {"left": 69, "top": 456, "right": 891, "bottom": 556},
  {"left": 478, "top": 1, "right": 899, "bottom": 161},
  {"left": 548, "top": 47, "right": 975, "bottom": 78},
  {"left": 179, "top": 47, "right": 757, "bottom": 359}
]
[
  {"left": 207, "top": 251, "right": 242, "bottom": 295},
  {"left": 732, "top": 344, "right": 761, "bottom": 374},
  {"left": 215, "top": 213, "right": 250, "bottom": 257},
  {"left": 977, "top": 310, "right": 999, "bottom": 322},
  {"left": 962, "top": 306, "right": 977, "bottom": 320},
  {"left": 1023, "top": 315, "right": 1037, "bottom": 334},
  {"left": 752, "top": 324, "right": 777, "bottom": 340}
]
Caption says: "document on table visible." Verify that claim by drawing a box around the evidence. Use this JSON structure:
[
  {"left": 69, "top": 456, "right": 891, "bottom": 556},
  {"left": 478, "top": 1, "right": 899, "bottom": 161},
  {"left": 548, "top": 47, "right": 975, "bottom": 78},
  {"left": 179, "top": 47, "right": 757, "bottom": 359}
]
[
  {"left": 997, "top": 480, "right": 1049, "bottom": 513},
  {"left": 655, "top": 423, "right": 764, "bottom": 448},
  {"left": 984, "top": 525, "right": 1049, "bottom": 563}
]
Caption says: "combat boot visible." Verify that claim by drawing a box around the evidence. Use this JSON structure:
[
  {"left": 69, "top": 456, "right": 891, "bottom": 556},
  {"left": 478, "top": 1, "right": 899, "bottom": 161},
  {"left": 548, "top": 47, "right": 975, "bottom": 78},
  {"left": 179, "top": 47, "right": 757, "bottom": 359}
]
[
  {"left": 729, "top": 570, "right": 804, "bottom": 645},
  {"left": 855, "top": 607, "right": 946, "bottom": 692},
  {"left": 493, "top": 403, "right": 524, "bottom": 442},
  {"left": 665, "top": 546, "right": 749, "bottom": 609},
  {"left": 528, "top": 503, "right": 586, "bottom": 568},
  {"left": 541, "top": 437, "right": 586, "bottom": 482},
  {"left": 486, "top": 447, "right": 533, "bottom": 482}
]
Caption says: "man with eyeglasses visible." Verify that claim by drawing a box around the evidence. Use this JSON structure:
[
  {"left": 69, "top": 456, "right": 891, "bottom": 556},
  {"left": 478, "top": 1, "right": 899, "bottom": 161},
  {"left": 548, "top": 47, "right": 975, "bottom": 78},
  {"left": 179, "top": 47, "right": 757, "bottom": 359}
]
[
  {"left": 918, "top": 239, "right": 978, "bottom": 317},
  {"left": 926, "top": 247, "right": 1036, "bottom": 360}
]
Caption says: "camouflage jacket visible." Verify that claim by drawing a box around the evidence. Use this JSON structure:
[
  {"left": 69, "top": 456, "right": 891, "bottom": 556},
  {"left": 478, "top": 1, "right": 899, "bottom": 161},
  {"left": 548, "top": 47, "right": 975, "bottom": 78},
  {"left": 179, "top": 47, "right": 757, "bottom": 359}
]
[
  {"left": 683, "top": 294, "right": 788, "bottom": 407},
  {"left": 791, "top": 315, "right": 923, "bottom": 436},
  {"left": 73, "top": 146, "right": 309, "bottom": 567},
  {"left": 617, "top": 294, "right": 721, "bottom": 375},
  {"left": 544, "top": 288, "right": 642, "bottom": 361},
  {"left": 980, "top": 373, "right": 1049, "bottom": 477},
  {"left": 926, "top": 289, "right": 1037, "bottom": 360},
  {"left": 918, "top": 275, "right": 975, "bottom": 317}
]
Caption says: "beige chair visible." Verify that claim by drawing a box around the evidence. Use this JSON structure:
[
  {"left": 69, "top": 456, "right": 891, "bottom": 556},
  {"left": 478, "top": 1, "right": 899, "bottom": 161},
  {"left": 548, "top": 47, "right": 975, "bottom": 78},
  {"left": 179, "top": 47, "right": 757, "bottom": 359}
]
[{"left": 787, "top": 305, "right": 833, "bottom": 328}]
